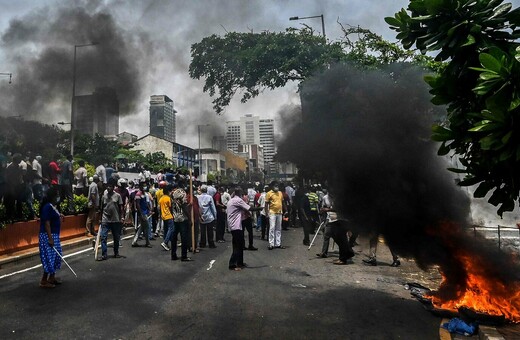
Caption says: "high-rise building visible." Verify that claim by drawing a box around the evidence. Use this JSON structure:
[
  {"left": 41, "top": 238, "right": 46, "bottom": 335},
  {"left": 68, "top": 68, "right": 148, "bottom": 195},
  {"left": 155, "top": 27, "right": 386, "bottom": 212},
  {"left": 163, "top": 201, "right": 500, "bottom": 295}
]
[
  {"left": 149, "top": 95, "right": 177, "bottom": 143},
  {"left": 74, "top": 87, "right": 119, "bottom": 137},
  {"left": 226, "top": 114, "right": 275, "bottom": 173}
]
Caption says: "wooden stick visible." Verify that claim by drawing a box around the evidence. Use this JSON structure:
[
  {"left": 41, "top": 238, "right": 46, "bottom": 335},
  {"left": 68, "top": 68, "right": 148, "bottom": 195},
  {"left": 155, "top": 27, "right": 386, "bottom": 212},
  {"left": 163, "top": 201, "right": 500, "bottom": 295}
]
[
  {"left": 189, "top": 169, "right": 196, "bottom": 253},
  {"left": 94, "top": 224, "right": 102, "bottom": 261}
]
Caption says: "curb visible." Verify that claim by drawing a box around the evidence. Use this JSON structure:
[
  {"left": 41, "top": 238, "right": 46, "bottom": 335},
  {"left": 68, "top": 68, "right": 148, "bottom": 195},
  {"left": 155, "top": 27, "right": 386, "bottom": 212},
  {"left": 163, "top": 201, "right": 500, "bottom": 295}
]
[
  {"left": 0, "top": 236, "right": 94, "bottom": 271},
  {"left": 0, "top": 227, "right": 136, "bottom": 272}
]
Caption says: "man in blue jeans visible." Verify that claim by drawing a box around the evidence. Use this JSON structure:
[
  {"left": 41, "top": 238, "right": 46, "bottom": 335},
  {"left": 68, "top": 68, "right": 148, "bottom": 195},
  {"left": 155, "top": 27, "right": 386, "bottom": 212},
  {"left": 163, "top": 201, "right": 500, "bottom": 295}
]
[
  {"left": 98, "top": 179, "right": 124, "bottom": 260},
  {"left": 171, "top": 183, "right": 192, "bottom": 261},
  {"left": 159, "top": 185, "right": 174, "bottom": 251}
]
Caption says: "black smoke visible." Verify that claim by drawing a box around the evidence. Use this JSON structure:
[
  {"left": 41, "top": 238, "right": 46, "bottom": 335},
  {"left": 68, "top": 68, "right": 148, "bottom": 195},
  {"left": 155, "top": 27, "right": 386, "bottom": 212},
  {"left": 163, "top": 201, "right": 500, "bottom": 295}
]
[
  {"left": 278, "top": 63, "right": 520, "bottom": 300},
  {"left": 0, "top": 2, "right": 151, "bottom": 120}
]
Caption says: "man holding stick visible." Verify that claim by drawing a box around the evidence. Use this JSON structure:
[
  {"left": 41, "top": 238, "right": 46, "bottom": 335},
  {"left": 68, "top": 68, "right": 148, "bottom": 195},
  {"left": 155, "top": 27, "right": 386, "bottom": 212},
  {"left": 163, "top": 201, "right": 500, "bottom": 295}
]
[{"left": 98, "top": 179, "right": 124, "bottom": 261}]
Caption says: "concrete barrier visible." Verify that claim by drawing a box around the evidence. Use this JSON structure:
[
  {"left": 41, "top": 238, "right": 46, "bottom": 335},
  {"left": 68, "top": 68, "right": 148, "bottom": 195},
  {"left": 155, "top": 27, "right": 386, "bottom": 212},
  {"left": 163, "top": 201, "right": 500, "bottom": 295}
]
[{"left": 0, "top": 214, "right": 91, "bottom": 255}]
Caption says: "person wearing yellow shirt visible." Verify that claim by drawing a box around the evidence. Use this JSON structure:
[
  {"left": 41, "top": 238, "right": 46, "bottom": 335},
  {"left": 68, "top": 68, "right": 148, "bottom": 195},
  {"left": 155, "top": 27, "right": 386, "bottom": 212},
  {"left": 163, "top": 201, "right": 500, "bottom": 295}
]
[
  {"left": 264, "top": 181, "right": 287, "bottom": 250},
  {"left": 159, "top": 185, "right": 174, "bottom": 251},
  {"left": 154, "top": 181, "right": 166, "bottom": 237}
]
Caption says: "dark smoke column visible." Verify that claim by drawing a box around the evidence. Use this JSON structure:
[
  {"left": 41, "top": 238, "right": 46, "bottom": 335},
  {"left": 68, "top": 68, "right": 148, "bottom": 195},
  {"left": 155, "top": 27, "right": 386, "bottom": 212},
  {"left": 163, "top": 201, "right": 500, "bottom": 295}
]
[{"left": 278, "top": 63, "right": 472, "bottom": 271}]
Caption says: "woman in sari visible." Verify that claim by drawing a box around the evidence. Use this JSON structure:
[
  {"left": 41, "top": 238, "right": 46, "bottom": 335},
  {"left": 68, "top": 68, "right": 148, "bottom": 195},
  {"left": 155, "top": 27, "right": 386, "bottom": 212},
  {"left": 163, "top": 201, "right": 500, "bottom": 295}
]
[{"left": 38, "top": 186, "right": 63, "bottom": 288}]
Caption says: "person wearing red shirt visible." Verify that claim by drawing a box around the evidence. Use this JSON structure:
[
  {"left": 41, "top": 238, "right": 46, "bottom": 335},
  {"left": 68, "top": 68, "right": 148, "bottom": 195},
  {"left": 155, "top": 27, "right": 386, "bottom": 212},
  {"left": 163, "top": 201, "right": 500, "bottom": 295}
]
[{"left": 48, "top": 155, "right": 61, "bottom": 188}]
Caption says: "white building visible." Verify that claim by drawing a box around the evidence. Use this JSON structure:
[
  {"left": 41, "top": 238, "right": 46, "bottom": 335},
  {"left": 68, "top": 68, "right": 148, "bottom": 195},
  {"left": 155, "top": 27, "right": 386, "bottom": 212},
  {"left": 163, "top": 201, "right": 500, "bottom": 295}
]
[{"left": 226, "top": 114, "right": 275, "bottom": 173}]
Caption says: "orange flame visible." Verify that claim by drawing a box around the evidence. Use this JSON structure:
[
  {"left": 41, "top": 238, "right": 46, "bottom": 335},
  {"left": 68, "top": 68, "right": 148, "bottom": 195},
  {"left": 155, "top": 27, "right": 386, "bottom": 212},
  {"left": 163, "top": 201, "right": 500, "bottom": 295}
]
[{"left": 429, "top": 254, "right": 520, "bottom": 323}]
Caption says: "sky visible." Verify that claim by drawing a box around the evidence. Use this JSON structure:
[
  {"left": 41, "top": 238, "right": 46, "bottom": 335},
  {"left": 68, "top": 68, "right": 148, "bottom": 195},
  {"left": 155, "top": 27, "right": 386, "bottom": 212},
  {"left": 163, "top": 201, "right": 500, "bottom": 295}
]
[{"left": 0, "top": 0, "right": 412, "bottom": 148}]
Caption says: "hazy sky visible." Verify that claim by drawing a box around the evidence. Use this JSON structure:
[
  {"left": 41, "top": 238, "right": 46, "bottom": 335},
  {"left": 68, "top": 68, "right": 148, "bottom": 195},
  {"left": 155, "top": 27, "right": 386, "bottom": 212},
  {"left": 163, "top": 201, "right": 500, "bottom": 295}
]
[
  {"left": 1, "top": 0, "right": 518, "bottom": 148},
  {"left": 0, "top": 0, "right": 416, "bottom": 147}
]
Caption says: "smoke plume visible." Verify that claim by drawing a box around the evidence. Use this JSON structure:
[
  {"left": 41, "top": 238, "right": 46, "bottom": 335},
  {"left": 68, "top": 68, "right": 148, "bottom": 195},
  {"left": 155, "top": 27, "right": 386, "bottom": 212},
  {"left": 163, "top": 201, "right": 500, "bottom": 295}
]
[
  {"left": 278, "top": 63, "right": 520, "bottom": 298},
  {"left": 0, "top": 2, "right": 151, "bottom": 120}
]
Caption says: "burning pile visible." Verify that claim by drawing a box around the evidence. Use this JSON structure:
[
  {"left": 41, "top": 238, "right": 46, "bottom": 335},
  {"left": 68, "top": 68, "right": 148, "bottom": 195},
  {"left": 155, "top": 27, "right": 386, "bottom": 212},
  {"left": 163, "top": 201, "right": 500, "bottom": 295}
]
[{"left": 425, "top": 222, "right": 520, "bottom": 323}]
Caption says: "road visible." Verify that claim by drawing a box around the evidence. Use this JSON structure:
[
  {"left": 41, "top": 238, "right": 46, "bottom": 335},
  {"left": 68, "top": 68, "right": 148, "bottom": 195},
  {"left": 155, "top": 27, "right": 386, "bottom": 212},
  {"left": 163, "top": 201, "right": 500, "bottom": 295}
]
[{"left": 0, "top": 227, "right": 443, "bottom": 339}]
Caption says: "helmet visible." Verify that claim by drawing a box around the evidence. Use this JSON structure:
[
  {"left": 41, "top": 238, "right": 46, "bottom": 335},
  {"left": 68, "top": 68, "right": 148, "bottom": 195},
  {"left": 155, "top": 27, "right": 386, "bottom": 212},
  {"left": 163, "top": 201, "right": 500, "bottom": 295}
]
[{"left": 159, "top": 181, "right": 167, "bottom": 188}]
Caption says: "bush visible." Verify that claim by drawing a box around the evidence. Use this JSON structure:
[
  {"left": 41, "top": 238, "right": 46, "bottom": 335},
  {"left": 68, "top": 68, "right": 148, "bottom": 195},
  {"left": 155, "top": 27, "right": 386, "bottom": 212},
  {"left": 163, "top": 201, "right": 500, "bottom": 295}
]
[{"left": 59, "top": 194, "right": 89, "bottom": 215}]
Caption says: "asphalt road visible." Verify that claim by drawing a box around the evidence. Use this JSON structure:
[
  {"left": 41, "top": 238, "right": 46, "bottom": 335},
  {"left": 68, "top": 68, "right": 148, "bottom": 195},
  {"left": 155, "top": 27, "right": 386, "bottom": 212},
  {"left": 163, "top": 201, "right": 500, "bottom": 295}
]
[{"left": 0, "top": 227, "right": 442, "bottom": 339}]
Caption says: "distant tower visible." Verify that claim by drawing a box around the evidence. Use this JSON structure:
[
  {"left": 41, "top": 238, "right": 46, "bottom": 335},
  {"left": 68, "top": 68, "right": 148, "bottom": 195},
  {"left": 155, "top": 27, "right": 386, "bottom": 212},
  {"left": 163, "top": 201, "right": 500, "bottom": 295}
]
[
  {"left": 75, "top": 87, "right": 119, "bottom": 137},
  {"left": 226, "top": 114, "right": 276, "bottom": 173},
  {"left": 149, "top": 95, "right": 176, "bottom": 143}
]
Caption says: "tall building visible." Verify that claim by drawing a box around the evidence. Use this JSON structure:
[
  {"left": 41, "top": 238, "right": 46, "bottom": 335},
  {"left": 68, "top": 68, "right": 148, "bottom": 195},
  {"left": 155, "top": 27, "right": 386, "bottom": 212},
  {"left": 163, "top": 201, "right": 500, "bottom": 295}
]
[
  {"left": 149, "top": 95, "right": 177, "bottom": 143},
  {"left": 226, "top": 114, "right": 275, "bottom": 173},
  {"left": 74, "top": 87, "right": 119, "bottom": 137}
]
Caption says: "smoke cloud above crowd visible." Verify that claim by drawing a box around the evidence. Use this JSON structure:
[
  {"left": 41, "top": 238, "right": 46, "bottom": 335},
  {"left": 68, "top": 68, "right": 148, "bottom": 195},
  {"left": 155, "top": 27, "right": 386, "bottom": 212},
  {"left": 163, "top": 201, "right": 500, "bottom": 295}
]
[
  {"left": 0, "top": 0, "right": 408, "bottom": 146},
  {"left": 0, "top": 2, "right": 152, "bottom": 121}
]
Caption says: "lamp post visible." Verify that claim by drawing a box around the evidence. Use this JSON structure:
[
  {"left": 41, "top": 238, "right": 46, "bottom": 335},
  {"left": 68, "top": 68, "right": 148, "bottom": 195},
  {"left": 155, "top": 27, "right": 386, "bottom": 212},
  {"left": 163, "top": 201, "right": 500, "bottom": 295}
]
[
  {"left": 71, "top": 42, "right": 99, "bottom": 157},
  {"left": 289, "top": 14, "right": 326, "bottom": 38},
  {"left": 197, "top": 124, "right": 210, "bottom": 177},
  {"left": 0, "top": 73, "right": 12, "bottom": 84}
]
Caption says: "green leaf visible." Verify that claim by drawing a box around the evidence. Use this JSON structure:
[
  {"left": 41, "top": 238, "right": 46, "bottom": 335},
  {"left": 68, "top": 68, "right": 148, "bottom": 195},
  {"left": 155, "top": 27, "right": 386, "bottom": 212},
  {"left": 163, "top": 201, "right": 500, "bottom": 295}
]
[
  {"left": 480, "top": 136, "right": 498, "bottom": 150},
  {"left": 474, "top": 181, "right": 493, "bottom": 198},
  {"left": 497, "top": 199, "right": 515, "bottom": 217},
  {"left": 437, "top": 142, "right": 450, "bottom": 156},
  {"left": 447, "top": 167, "right": 467, "bottom": 174},
  {"left": 479, "top": 53, "right": 502, "bottom": 72},
  {"left": 488, "top": 189, "right": 504, "bottom": 206},
  {"left": 461, "top": 34, "right": 475, "bottom": 47},
  {"left": 501, "top": 131, "right": 513, "bottom": 144},
  {"left": 469, "top": 121, "right": 499, "bottom": 132},
  {"left": 459, "top": 176, "right": 482, "bottom": 187},
  {"left": 424, "top": 74, "right": 438, "bottom": 87},
  {"left": 479, "top": 72, "right": 501, "bottom": 80},
  {"left": 490, "top": 3, "right": 512, "bottom": 19},
  {"left": 384, "top": 16, "right": 401, "bottom": 27},
  {"left": 431, "top": 94, "right": 450, "bottom": 105},
  {"left": 515, "top": 46, "right": 520, "bottom": 63}
]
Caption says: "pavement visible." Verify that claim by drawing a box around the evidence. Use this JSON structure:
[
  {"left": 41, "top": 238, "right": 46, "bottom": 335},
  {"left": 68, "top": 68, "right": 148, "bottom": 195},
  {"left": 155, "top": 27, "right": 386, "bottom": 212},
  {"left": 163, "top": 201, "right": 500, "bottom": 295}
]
[{"left": 0, "top": 225, "right": 518, "bottom": 339}]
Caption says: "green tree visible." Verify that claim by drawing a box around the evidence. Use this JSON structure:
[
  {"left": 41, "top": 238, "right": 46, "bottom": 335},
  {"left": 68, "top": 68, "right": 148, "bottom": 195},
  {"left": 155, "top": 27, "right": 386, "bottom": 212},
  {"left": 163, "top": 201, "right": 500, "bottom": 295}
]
[
  {"left": 73, "top": 133, "right": 120, "bottom": 166},
  {"left": 189, "top": 27, "right": 346, "bottom": 114},
  {"left": 189, "top": 26, "right": 440, "bottom": 115},
  {"left": 386, "top": 0, "right": 520, "bottom": 215}
]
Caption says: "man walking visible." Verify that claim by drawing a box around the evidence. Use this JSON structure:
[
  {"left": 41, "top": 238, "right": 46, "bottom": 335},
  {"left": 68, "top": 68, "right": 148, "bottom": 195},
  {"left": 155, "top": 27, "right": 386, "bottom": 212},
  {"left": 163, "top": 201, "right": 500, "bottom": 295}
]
[
  {"left": 98, "top": 179, "right": 124, "bottom": 260},
  {"left": 132, "top": 182, "right": 152, "bottom": 248}
]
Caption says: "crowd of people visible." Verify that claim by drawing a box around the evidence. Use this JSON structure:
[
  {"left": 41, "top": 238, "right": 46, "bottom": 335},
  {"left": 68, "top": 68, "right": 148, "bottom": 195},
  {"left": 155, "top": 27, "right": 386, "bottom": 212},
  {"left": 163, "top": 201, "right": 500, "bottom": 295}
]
[
  {"left": 0, "top": 152, "right": 123, "bottom": 222},
  {"left": 27, "top": 157, "right": 400, "bottom": 287}
]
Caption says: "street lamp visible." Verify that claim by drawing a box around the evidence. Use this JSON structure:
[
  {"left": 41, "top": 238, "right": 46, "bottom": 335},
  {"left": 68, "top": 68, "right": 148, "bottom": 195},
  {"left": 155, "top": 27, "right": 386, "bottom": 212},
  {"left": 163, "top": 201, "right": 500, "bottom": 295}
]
[
  {"left": 289, "top": 14, "right": 326, "bottom": 38},
  {"left": 0, "top": 73, "right": 12, "bottom": 84},
  {"left": 71, "top": 42, "right": 99, "bottom": 157},
  {"left": 197, "top": 124, "right": 210, "bottom": 177}
]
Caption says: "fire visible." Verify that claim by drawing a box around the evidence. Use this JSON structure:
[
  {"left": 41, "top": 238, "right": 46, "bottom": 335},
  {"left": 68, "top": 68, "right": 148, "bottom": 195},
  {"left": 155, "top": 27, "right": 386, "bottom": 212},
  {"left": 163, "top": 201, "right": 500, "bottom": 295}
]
[{"left": 428, "top": 254, "right": 520, "bottom": 323}]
